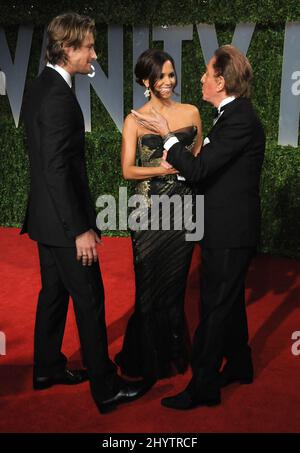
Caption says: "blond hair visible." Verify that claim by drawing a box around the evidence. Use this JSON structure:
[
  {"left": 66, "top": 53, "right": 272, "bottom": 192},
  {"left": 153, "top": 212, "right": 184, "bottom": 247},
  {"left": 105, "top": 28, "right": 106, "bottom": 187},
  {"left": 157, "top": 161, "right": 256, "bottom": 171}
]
[{"left": 46, "top": 12, "right": 95, "bottom": 65}]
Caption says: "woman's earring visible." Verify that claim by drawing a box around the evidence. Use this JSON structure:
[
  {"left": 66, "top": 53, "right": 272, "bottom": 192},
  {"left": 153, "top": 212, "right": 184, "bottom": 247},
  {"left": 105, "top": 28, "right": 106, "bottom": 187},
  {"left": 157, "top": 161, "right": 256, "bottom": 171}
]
[{"left": 144, "top": 86, "right": 151, "bottom": 98}]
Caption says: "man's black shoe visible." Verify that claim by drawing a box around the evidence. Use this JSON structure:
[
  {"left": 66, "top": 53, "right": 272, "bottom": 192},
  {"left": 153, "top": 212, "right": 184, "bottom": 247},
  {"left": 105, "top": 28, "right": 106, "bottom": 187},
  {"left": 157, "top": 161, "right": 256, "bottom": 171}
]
[
  {"left": 219, "top": 362, "right": 253, "bottom": 388},
  {"left": 161, "top": 389, "right": 221, "bottom": 411},
  {"left": 33, "top": 368, "right": 89, "bottom": 390},
  {"left": 96, "top": 379, "right": 153, "bottom": 414},
  {"left": 218, "top": 371, "right": 253, "bottom": 388}
]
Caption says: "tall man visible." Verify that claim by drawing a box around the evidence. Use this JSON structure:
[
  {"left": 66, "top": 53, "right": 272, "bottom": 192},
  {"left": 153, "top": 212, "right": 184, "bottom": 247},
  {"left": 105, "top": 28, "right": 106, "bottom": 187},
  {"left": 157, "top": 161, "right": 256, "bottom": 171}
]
[
  {"left": 21, "top": 13, "right": 145, "bottom": 414},
  {"left": 131, "top": 45, "right": 265, "bottom": 409}
]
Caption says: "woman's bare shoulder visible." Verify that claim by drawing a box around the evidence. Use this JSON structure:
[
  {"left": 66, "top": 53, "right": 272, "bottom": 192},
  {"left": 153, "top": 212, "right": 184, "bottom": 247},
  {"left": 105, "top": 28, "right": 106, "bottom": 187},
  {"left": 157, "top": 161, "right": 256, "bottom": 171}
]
[
  {"left": 123, "top": 113, "right": 139, "bottom": 134},
  {"left": 124, "top": 103, "right": 150, "bottom": 123},
  {"left": 177, "top": 102, "right": 200, "bottom": 115},
  {"left": 176, "top": 104, "right": 201, "bottom": 127}
]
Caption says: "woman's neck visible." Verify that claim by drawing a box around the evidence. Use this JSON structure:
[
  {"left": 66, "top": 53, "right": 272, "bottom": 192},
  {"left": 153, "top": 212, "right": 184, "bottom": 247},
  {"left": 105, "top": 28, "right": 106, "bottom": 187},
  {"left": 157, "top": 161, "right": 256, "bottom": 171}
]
[{"left": 148, "top": 94, "right": 174, "bottom": 112}]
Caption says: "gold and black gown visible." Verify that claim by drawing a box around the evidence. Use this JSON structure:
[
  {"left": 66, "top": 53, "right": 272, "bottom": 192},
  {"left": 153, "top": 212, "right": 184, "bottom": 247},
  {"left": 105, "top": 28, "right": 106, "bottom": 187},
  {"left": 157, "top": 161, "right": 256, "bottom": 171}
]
[{"left": 116, "top": 126, "right": 197, "bottom": 381}]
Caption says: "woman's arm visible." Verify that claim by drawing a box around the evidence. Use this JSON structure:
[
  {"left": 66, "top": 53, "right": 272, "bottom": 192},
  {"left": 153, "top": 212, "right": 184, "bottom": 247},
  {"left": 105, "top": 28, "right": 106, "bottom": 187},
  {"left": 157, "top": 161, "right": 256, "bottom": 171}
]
[{"left": 121, "top": 114, "right": 178, "bottom": 180}]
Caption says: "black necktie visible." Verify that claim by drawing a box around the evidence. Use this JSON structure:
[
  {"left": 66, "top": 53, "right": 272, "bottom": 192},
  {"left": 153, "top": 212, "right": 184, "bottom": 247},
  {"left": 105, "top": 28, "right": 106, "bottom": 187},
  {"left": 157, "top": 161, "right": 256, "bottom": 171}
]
[
  {"left": 212, "top": 105, "right": 227, "bottom": 125},
  {"left": 213, "top": 105, "right": 226, "bottom": 119}
]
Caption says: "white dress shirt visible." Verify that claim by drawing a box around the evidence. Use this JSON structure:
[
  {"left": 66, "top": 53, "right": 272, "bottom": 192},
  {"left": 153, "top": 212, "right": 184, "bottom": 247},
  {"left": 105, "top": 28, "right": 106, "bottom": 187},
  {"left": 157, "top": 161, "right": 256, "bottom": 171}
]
[
  {"left": 217, "top": 95, "right": 235, "bottom": 113},
  {"left": 213, "top": 95, "right": 235, "bottom": 124},
  {"left": 46, "top": 63, "right": 72, "bottom": 88},
  {"left": 163, "top": 135, "right": 179, "bottom": 150}
]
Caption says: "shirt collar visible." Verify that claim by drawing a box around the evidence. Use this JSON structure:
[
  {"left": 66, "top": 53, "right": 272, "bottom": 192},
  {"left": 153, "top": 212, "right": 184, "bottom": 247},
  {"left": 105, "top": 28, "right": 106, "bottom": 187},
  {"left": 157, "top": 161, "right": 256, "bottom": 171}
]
[
  {"left": 218, "top": 96, "right": 236, "bottom": 113},
  {"left": 46, "top": 63, "right": 72, "bottom": 88}
]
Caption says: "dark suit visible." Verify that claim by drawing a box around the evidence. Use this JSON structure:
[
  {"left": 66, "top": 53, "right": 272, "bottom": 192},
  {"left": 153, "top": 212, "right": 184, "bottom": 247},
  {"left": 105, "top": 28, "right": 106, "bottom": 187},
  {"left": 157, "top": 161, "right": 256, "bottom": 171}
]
[
  {"left": 21, "top": 67, "right": 116, "bottom": 401},
  {"left": 166, "top": 97, "right": 265, "bottom": 400}
]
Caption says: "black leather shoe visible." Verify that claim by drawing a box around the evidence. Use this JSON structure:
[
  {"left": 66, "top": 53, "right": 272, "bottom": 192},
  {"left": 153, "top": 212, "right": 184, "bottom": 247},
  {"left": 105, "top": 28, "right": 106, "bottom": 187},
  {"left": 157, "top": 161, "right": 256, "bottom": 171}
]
[
  {"left": 219, "top": 363, "right": 253, "bottom": 388},
  {"left": 33, "top": 368, "right": 89, "bottom": 390},
  {"left": 219, "top": 372, "right": 253, "bottom": 388},
  {"left": 96, "top": 379, "right": 153, "bottom": 414},
  {"left": 161, "top": 390, "right": 221, "bottom": 411}
]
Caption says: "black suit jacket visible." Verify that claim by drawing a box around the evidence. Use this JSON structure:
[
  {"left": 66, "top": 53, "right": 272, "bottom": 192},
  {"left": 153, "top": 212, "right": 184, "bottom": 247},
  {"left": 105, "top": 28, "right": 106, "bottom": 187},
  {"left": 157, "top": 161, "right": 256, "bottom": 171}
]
[
  {"left": 167, "top": 97, "right": 265, "bottom": 248},
  {"left": 21, "top": 67, "right": 99, "bottom": 247}
]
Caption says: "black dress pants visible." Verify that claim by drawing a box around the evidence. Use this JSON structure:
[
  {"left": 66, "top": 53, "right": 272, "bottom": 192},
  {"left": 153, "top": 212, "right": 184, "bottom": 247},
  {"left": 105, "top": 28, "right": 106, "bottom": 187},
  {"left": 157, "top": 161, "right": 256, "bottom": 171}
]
[
  {"left": 189, "top": 247, "right": 255, "bottom": 399},
  {"left": 34, "top": 243, "right": 116, "bottom": 401}
]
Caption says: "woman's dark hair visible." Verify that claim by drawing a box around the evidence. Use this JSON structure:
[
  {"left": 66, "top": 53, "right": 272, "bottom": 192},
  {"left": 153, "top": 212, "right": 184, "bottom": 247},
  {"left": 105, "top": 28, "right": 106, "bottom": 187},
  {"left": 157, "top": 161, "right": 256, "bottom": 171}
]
[{"left": 134, "top": 48, "right": 177, "bottom": 98}]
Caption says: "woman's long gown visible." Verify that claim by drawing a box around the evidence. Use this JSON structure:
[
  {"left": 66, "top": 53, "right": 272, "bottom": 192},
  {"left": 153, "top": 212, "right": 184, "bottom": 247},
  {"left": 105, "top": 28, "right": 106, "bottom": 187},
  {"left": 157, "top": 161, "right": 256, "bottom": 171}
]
[{"left": 116, "top": 126, "right": 198, "bottom": 381}]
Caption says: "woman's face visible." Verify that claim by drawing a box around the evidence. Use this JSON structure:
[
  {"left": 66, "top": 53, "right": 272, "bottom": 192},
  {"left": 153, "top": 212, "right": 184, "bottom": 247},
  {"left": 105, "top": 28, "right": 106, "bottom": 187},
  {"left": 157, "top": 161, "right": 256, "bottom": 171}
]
[{"left": 153, "top": 60, "right": 176, "bottom": 99}]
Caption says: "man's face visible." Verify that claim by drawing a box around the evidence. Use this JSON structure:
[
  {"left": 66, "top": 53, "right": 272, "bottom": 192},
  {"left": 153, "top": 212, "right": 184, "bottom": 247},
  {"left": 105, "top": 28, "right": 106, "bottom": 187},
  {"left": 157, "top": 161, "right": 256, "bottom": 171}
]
[
  {"left": 65, "top": 32, "right": 97, "bottom": 75},
  {"left": 201, "top": 57, "right": 222, "bottom": 106}
]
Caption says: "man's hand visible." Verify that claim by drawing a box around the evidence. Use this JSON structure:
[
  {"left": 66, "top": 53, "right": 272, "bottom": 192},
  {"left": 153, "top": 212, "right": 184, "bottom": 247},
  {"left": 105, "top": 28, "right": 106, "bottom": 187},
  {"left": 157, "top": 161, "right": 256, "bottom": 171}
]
[
  {"left": 75, "top": 229, "right": 101, "bottom": 266},
  {"left": 131, "top": 107, "right": 170, "bottom": 136}
]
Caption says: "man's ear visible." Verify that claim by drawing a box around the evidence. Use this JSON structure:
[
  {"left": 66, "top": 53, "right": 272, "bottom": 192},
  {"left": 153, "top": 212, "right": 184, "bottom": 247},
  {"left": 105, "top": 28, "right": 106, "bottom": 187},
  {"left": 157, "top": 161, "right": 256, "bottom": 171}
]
[
  {"left": 216, "top": 76, "right": 225, "bottom": 93},
  {"left": 63, "top": 44, "right": 73, "bottom": 58}
]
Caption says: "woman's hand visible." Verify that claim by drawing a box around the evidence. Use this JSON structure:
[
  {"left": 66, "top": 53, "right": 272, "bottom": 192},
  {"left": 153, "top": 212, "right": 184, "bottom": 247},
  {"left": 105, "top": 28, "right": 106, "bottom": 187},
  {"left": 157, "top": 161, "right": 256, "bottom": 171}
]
[
  {"left": 131, "top": 107, "right": 170, "bottom": 136},
  {"left": 159, "top": 149, "right": 178, "bottom": 174},
  {"left": 159, "top": 159, "right": 178, "bottom": 175}
]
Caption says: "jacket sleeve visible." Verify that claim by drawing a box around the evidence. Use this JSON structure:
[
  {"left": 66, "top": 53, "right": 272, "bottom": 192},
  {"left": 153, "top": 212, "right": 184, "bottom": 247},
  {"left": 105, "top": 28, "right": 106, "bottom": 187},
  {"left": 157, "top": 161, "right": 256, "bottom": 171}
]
[
  {"left": 39, "top": 91, "right": 90, "bottom": 238},
  {"left": 166, "top": 113, "right": 254, "bottom": 184}
]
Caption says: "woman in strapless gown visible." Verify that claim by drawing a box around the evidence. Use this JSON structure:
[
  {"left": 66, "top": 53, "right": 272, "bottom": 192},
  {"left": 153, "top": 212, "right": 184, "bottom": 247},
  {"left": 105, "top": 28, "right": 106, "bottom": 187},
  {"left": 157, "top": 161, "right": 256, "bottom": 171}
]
[{"left": 116, "top": 48, "right": 202, "bottom": 384}]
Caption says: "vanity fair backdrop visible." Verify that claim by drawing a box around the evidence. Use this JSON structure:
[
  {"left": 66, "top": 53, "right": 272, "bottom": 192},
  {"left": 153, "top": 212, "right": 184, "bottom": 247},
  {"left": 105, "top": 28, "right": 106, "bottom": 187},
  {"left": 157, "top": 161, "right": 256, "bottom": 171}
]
[{"left": 0, "top": 0, "right": 299, "bottom": 257}]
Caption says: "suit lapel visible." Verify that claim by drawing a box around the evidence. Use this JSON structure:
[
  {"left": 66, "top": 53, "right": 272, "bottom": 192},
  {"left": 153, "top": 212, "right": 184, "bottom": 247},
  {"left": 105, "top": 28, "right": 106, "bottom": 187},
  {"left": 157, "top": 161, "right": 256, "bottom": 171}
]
[{"left": 208, "top": 97, "right": 246, "bottom": 135}]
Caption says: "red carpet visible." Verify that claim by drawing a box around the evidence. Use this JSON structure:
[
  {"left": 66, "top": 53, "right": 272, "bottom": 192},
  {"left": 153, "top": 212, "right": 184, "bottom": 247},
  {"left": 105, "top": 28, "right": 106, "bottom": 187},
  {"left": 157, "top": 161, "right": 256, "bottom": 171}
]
[{"left": 0, "top": 227, "right": 299, "bottom": 433}]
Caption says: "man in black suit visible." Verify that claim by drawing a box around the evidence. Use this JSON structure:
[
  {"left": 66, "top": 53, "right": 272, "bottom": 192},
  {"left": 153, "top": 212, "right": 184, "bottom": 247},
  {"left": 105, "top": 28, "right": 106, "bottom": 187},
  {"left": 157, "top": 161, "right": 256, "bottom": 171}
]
[
  {"left": 21, "top": 12, "right": 145, "bottom": 414},
  {"left": 131, "top": 45, "right": 265, "bottom": 409}
]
